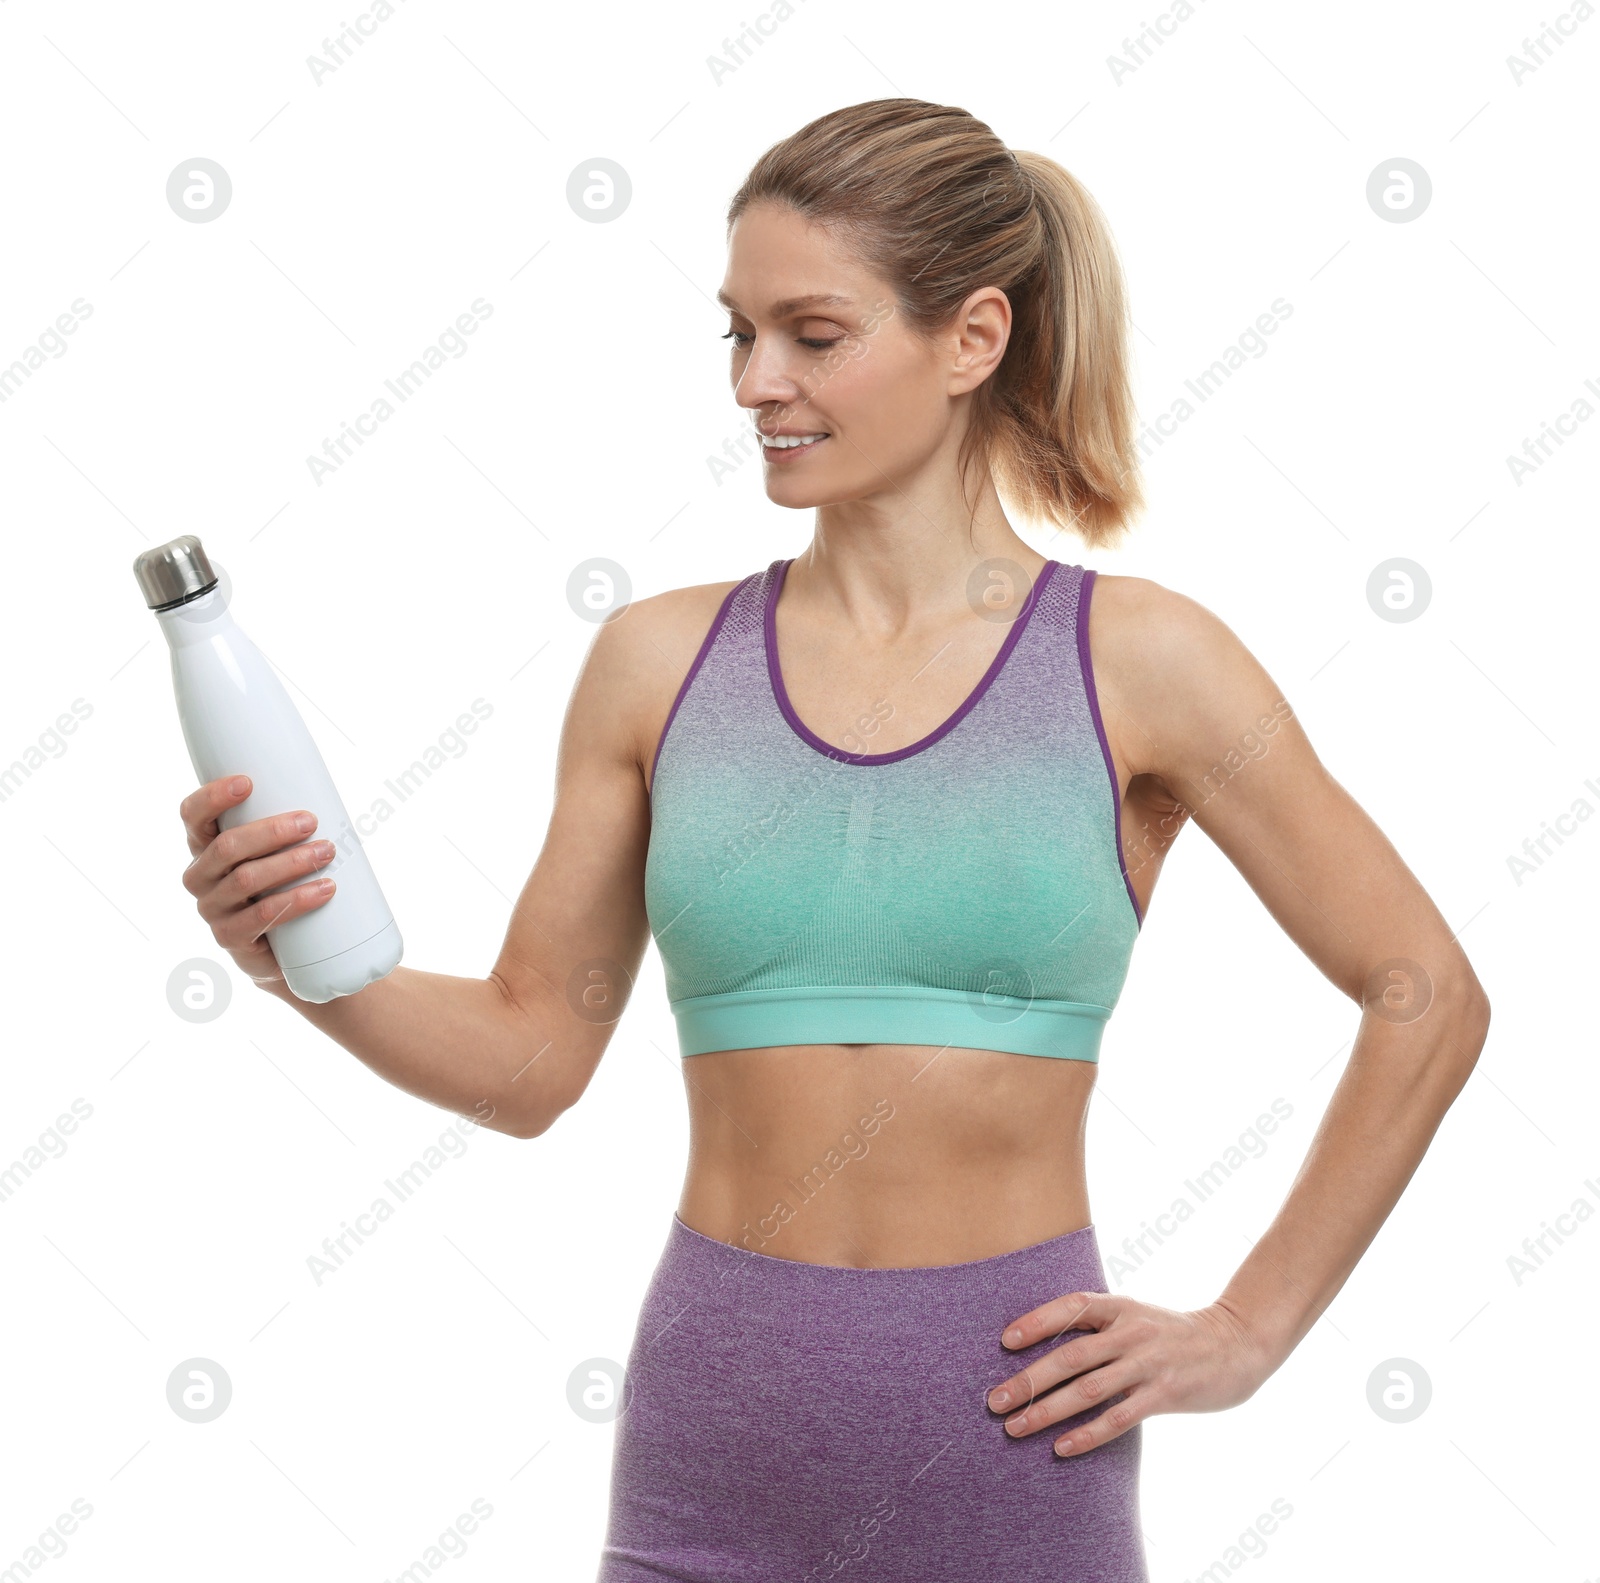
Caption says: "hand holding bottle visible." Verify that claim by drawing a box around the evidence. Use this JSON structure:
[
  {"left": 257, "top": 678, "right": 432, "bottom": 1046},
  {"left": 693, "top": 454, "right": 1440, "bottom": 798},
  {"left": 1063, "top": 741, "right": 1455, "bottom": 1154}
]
[{"left": 178, "top": 773, "right": 340, "bottom": 994}]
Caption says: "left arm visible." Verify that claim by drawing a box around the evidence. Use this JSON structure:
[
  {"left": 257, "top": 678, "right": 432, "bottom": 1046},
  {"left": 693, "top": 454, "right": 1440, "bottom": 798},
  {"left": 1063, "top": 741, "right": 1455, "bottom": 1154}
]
[{"left": 987, "top": 574, "right": 1492, "bottom": 1456}]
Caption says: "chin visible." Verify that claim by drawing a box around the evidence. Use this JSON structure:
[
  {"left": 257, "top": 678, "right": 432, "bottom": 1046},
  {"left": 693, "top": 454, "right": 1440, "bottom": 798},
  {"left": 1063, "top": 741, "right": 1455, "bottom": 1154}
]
[
  {"left": 764, "top": 469, "right": 869, "bottom": 510},
  {"left": 766, "top": 485, "right": 828, "bottom": 507}
]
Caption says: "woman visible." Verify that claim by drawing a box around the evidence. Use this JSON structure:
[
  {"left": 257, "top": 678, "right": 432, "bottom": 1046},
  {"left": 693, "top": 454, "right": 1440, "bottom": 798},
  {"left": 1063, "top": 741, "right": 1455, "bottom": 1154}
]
[{"left": 177, "top": 100, "right": 1490, "bottom": 1581}]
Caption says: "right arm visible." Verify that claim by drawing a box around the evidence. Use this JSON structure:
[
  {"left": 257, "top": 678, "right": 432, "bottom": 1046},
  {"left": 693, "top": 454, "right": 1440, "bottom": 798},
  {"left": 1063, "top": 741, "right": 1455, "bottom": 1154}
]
[{"left": 177, "top": 583, "right": 724, "bottom": 1139}]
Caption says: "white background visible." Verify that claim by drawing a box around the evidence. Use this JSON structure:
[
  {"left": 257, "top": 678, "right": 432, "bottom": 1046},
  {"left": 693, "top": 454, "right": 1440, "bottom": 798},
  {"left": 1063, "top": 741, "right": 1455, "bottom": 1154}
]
[{"left": 1, "top": 0, "right": 1594, "bottom": 1578}]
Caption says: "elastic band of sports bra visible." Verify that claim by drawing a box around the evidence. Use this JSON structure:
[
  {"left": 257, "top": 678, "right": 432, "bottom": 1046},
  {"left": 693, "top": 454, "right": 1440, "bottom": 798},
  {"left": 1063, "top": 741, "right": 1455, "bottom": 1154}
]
[{"left": 669, "top": 985, "right": 1111, "bottom": 1062}]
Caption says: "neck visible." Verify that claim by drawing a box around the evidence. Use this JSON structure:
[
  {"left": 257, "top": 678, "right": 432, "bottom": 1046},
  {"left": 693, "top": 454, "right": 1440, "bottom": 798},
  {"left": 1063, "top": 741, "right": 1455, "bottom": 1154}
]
[{"left": 794, "top": 474, "right": 1051, "bottom": 628}]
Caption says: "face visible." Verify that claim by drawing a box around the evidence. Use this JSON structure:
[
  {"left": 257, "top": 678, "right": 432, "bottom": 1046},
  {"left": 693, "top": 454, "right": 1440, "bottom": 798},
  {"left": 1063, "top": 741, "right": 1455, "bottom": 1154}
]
[{"left": 718, "top": 202, "right": 1010, "bottom": 511}]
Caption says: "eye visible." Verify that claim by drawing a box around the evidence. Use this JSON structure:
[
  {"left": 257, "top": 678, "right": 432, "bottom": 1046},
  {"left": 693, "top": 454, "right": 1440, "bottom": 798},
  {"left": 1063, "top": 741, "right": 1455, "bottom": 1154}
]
[{"left": 721, "top": 330, "right": 845, "bottom": 351}]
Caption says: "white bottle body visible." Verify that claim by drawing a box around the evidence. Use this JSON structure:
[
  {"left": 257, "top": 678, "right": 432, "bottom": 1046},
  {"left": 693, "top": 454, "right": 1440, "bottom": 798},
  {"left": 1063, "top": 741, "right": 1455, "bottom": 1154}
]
[{"left": 157, "top": 587, "right": 403, "bottom": 1002}]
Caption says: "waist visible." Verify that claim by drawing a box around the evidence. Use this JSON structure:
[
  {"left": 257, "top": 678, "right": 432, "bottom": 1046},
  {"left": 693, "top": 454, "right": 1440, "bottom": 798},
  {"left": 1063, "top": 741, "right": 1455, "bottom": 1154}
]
[
  {"left": 664, "top": 1205, "right": 1104, "bottom": 1285},
  {"left": 676, "top": 1166, "right": 1097, "bottom": 1269},
  {"left": 670, "top": 985, "right": 1112, "bottom": 1062},
  {"left": 676, "top": 1041, "right": 1098, "bottom": 1266}
]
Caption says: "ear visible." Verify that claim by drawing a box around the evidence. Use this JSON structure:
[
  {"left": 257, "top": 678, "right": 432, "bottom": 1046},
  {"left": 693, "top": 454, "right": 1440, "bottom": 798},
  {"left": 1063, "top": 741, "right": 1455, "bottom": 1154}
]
[{"left": 946, "top": 287, "right": 1012, "bottom": 396}]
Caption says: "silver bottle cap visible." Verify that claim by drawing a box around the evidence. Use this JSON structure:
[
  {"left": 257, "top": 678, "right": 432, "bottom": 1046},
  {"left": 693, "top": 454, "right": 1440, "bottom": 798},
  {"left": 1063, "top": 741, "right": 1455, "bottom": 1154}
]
[{"left": 133, "top": 535, "right": 218, "bottom": 610}]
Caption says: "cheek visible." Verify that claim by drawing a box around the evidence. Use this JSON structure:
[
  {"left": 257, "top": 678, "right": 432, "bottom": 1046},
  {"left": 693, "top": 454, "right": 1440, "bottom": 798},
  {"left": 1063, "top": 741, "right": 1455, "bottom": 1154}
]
[
  {"left": 824, "top": 343, "right": 936, "bottom": 446},
  {"left": 852, "top": 361, "right": 949, "bottom": 473}
]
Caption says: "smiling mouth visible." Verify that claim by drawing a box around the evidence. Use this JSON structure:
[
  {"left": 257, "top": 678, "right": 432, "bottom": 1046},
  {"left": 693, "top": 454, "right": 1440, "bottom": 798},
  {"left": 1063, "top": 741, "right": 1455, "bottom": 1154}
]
[{"left": 760, "top": 432, "right": 831, "bottom": 459}]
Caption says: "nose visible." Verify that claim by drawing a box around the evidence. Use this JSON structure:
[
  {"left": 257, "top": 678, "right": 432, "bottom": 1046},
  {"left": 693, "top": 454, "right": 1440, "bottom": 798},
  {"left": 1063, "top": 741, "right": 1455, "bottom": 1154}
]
[{"left": 732, "top": 338, "right": 808, "bottom": 425}]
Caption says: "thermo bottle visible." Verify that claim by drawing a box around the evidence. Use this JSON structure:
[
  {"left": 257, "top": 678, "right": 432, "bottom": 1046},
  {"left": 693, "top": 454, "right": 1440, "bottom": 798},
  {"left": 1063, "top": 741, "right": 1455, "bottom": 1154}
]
[{"left": 133, "top": 535, "right": 403, "bottom": 1003}]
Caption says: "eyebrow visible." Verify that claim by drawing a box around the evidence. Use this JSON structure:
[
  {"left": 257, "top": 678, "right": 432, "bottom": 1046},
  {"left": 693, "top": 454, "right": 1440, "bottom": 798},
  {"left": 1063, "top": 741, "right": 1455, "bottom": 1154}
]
[{"left": 715, "top": 290, "right": 856, "bottom": 317}]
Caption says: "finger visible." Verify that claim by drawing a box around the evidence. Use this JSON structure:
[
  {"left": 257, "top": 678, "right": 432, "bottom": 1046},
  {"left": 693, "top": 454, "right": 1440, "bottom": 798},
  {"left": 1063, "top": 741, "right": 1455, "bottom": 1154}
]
[
  {"left": 184, "top": 808, "right": 319, "bottom": 899},
  {"left": 195, "top": 837, "right": 337, "bottom": 926},
  {"left": 1001, "top": 1362, "right": 1139, "bottom": 1440},
  {"left": 211, "top": 877, "right": 335, "bottom": 953},
  {"left": 180, "top": 774, "right": 252, "bottom": 857},
  {"left": 1000, "top": 1290, "right": 1116, "bottom": 1349},
  {"left": 987, "top": 1329, "right": 1117, "bottom": 1414},
  {"left": 1049, "top": 1385, "right": 1150, "bottom": 1459}
]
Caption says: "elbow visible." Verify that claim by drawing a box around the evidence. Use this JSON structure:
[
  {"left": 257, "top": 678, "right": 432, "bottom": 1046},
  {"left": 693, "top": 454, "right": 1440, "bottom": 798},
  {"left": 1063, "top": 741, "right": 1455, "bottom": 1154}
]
[
  {"left": 485, "top": 975, "right": 585, "bottom": 1140},
  {"left": 504, "top": 1098, "right": 568, "bottom": 1141},
  {"left": 483, "top": 1085, "right": 571, "bottom": 1141},
  {"left": 1443, "top": 974, "right": 1492, "bottom": 1074},
  {"left": 481, "top": 1110, "right": 553, "bottom": 1142},
  {"left": 1464, "top": 983, "right": 1491, "bottom": 1057},
  {"left": 1470, "top": 982, "right": 1491, "bottom": 1038}
]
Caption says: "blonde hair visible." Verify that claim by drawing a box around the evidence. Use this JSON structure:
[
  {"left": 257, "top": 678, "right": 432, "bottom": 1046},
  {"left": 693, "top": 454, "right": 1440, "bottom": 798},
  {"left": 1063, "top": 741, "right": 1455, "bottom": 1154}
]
[{"left": 728, "top": 98, "right": 1144, "bottom": 549}]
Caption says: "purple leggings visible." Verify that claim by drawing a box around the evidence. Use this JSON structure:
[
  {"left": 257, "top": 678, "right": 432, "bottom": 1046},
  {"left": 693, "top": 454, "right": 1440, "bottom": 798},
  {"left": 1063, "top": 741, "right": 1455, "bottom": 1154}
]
[{"left": 598, "top": 1212, "right": 1148, "bottom": 1582}]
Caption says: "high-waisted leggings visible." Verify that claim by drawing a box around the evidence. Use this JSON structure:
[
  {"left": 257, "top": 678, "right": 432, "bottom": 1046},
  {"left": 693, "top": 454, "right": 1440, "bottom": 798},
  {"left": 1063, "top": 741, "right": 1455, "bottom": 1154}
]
[{"left": 598, "top": 1212, "right": 1148, "bottom": 1582}]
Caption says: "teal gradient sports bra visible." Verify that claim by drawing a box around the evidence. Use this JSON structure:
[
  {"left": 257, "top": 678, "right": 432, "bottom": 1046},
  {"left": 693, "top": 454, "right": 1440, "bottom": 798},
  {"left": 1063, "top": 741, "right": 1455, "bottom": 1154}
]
[{"left": 644, "top": 558, "right": 1142, "bottom": 1061}]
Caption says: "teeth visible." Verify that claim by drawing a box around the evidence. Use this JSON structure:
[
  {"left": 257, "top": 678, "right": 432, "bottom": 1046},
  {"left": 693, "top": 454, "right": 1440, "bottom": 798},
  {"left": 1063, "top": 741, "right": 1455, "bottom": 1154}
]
[{"left": 764, "top": 433, "right": 828, "bottom": 448}]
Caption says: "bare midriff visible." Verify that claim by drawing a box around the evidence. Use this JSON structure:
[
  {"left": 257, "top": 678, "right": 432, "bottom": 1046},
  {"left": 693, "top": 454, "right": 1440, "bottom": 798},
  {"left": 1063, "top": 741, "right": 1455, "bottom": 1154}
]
[{"left": 675, "top": 1041, "right": 1097, "bottom": 1269}]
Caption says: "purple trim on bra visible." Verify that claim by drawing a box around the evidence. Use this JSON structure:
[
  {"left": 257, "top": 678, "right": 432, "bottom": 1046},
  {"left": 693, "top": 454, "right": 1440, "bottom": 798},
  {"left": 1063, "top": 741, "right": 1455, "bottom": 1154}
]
[
  {"left": 648, "top": 576, "right": 747, "bottom": 803},
  {"left": 1077, "top": 568, "right": 1144, "bottom": 931},
  {"left": 764, "top": 558, "right": 1061, "bottom": 766}
]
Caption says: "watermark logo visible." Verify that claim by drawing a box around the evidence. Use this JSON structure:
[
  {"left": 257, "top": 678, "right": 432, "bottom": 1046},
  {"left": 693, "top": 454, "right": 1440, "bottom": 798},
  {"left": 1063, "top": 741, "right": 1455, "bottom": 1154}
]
[
  {"left": 567, "top": 558, "right": 632, "bottom": 622},
  {"left": 173, "top": 557, "right": 236, "bottom": 624},
  {"left": 1365, "top": 159, "right": 1431, "bottom": 223},
  {"left": 166, "top": 159, "right": 232, "bottom": 223},
  {"left": 966, "top": 557, "right": 1037, "bottom": 625},
  {"left": 167, "top": 957, "right": 233, "bottom": 1023},
  {"left": 166, "top": 1358, "right": 233, "bottom": 1423},
  {"left": 971, "top": 957, "right": 1036, "bottom": 1026},
  {"left": 1365, "top": 559, "right": 1432, "bottom": 623},
  {"left": 567, "top": 1357, "right": 632, "bottom": 1423},
  {"left": 567, "top": 159, "right": 631, "bottom": 223},
  {"left": 1366, "top": 1357, "right": 1431, "bottom": 1422},
  {"left": 1362, "top": 958, "right": 1433, "bottom": 1024},
  {"left": 565, "top": 958, "right": 634, "bottom": 1024}
]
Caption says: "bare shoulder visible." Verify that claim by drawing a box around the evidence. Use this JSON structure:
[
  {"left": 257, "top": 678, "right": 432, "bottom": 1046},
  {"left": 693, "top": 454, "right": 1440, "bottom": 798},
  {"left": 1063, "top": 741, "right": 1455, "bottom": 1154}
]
[
  {"left": 1081, "top": 572, "right": 1490, "bottom": 1019},
  {"left": 599, "top": 576, "right": 744, "bottom": 697},
  {"left": 1082, "top": 571, "right": 1310, "bottom": 784},
  {"left": 579, "top": 575, "right": 745, "bottom": 783}
]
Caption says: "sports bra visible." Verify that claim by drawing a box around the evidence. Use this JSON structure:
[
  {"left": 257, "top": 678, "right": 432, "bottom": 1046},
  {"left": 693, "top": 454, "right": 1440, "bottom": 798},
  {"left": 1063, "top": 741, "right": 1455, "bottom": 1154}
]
[{"left": 643, "top": 557, "right": 1143, "bottom": 1062}]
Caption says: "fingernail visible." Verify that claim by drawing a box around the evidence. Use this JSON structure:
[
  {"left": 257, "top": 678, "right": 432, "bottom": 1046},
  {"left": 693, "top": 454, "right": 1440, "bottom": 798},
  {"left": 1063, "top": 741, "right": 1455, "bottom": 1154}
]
[
  {"left": 296, "top": 813, "right": 316, "bottom": 833},
  {"left": 313, "top": 842, "right": 335, "bottom": 862},
  {"left": 991, "top": 1389, "right": 1010, "bottom": 1409},
  {"left": 231, "top": 776, "right": 249, "bottom": 796},
  {"left": 1004, "top": 1328, "right": 1023, "bottom": 1346}
]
